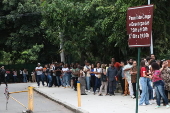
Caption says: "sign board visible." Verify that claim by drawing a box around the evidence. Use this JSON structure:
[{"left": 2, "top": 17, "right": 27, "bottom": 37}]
[{"left": 127, "top": 5, "right": 154, "bottom": 47}]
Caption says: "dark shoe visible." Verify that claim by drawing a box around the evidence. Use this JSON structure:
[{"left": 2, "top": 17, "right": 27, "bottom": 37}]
[
  {"left": 110, "top": 94, "right": 112, "bottom": 96},
  {"left": 99, "top": 94, "right": 103, "bottom": 96},
  {"left": 94, "top": 92, "right": 96, "bottom": 95},
  {"left": 74, "top": 89, "right": 77, "bottom": 91},
  {"left": 81, "top": 93, "right": 87, "bottom": 95}
]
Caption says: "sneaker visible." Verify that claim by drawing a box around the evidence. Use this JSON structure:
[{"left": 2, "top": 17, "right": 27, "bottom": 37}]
[
  {"left": 96, "top": 90, "right": 98, "bottom": 92},
  {"left": 37, "top": 86, "right": 40, "bottom": 88},
  {"left": 155, "top": 106, "right": 160, "bottom": 109},
  {"left": 85, "top": 89, "right": 87, "bottom": 92},
  {"left": 166, "top": 105, "right": 170, "bottom": 109},
  {"left": 142, "top": 103, "right": 146, "bottom": 106},
  {"left": 88, "top": 90, "right": 90, "bottom": 93}
]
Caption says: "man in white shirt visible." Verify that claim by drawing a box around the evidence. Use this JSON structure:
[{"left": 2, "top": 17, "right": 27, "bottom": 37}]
[
  {"left": 35, "top": 63, "right": 43, "bottom": 87},
  {"left": 123, "top": 59, "right": 133, "bottom": 97}
]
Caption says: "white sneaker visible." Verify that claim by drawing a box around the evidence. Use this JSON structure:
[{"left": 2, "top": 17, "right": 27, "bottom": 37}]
[
  {"left": 85, "top": 89, "right": 87, "bottom": 92},
  {"left": 88, "top": 90, "right": 90, "bottom": 93},
  {"left": 37, "top": 86, "right": 40, "bottom": 88},
  {"left": 166, "top": 105, "right": 170, "bottom": 109},
  {"left": 96, "top": 90, "right": 98, "bottom": 92},
  {"left": 155, "top": 106, "right": 160, "bottom": 109},
  {"left": 142, "top": 103, "right": 146, "bottom": 106}
]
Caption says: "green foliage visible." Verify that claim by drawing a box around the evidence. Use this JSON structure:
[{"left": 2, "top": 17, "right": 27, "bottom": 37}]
[{"left": 1, "top": 0, "right": 170, "bottom": 64}]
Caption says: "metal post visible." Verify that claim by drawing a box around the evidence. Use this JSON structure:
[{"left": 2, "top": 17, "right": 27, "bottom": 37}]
[
  {"left": 28, "top": 86, "right": 34, "bottom": 112},
  {"left": 136, "top": 48, "right": 141, "bottom": 113},
  {"left": 77, "top": 81, "right": 81, "bottom": 107},
  {"left": 148, "top": 0, "right": 153, "bottom": 54}
]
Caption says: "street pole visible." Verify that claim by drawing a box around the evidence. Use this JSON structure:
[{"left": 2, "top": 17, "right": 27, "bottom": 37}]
[
  {"left": 135, "top": 48, "right": 141, "bottom": 113},
  {"left": 148, "top": 0, "right": 153, "bottom": 54}
]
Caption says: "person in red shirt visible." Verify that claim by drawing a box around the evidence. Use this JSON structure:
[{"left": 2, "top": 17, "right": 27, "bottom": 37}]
[{"left": 111, "top": 58, "right": 121, "bottom": 70}]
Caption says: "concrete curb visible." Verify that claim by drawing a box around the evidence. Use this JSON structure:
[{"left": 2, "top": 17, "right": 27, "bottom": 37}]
[{"left": 34, "top": 88, "right": 89, "bottom": 113}]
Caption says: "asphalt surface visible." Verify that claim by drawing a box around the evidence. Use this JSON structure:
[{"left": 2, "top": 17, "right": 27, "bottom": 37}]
[{"left": 0, "top": 83, "right": 73, "bottom": 113}]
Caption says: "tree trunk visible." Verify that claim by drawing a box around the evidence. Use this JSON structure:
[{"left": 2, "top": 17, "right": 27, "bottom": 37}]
[{"left": 59, "top": 32, "right": 65, "bottom": 63}]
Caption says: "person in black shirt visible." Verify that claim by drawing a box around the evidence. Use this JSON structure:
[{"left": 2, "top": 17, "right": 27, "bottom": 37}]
[
  {"left": 55, "top": 63, "right": 62, "bottom": 87},
  {"left": 0, "top": 66, "right": 7, "bottom": 86}
]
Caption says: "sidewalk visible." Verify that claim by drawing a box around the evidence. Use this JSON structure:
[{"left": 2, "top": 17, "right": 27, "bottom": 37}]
[{"left": 33, "top": 84, "right": 170, "bottom": 113}]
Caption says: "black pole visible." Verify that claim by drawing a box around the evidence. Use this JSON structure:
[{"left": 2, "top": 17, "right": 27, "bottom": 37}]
[{"left": 136, "top": 47, "right": 141, "bottom": 113}]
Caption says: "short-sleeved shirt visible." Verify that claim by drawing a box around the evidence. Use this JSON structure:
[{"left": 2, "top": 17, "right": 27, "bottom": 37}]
[
  {"left": 114, "top": 62, "right": 121, "bottom": 70},
  {"left": 35, "top": 66, "right": 43, "bottom": 75},
  {"left": 140, "top": 67, "right": 146, "bottom": 77},
  {"left": 55, "top": 66, "right": 62, "bottom": 76},
  {"left": 152, "top": 70, "right": 162, "bottom": 82},
  {"left": 94, "top": 68, "right": 102, "bottom": 78},
  {"left": 83, "top": 65, "right": 91, "bottom": 77},
  {"left": 123, "top": 64, "right": 133, "bottom": 81}
]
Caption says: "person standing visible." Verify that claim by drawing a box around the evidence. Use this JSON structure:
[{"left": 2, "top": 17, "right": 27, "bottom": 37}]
[
  {"left": 45, "top": 65, "right": 53, "bottom": 87},
  {"left": 55, "top": 63, "right": 62, "bottom": 87},
  {"left": 13, "top": 69, "right": 17, "bottom": 83},
  {"left": 139, "top": 60, "right": 150, "bottom": 106},
  {"left": 130, "top": 60, "right": 137, "bottom": 98},
  {"left": 71, "top": 65, "right": 79, "bottom": 91},
  {"left": 160, "top": 60, "right": 170, "bottom": 102},
  {"left": 62, "top": 64, "right": 69, "bottom": 87},
  {"left": 151, "top": 62, "right": 169, "bottom": 108},
  {"left": 90, "top": 64, "right": 95, "bottom": 92},
  {"left": 83, "top": 61, "right": 91, "bottom": 93},
  {"left": 107, "top": 62, "right": 118, "bottom": 96},
  {"left": 0, "top": 66, "right": 7, "bottom": 86},
  {"left": 23, "top": 69, "right": 27, "bottom": 83},
  {"left": 99, "top": 64, "right": 108, "bottom": 96},
  {"left": 79, "top": 66, "right": 87, "bottom": 95},
  {"left": 31, "top": 70, "right": 36, "bottom": 82},
  {"left": 123, "top": 58, "right": 133, "bottom": 97},
  {"left": 118, "top": 61, "right": 126, "bottom": 95},
  {"left": 93, "top": 62, "right": 102, "bottom": 95},
  {"left": 19, "top": 69, "right": 23, "bottom": 82},
  {"left": 35, "top": 63, "right": 44, "bottom": 87}
]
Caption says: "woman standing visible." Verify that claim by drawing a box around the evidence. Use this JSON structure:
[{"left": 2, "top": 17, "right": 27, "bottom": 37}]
[
  {"left": 79, "top": 66, "right": 87, "bottom": 95},
  {"left": 160, "top": 60, "right": 170, "bottom": 103},
  {"left": 151, "top": 62, "right": 169, "bottom": 108},
  {"left": 46, "top": 65, "right": 53, "bottom": 87},
  {"left": 99, "top": 64, "right": 108, "bottom": 96},
  {"left": 130, "top": 61, "right": 137, "bottom": 99},
  {"left": 13, "top": 69, "right": 17, "bottom": 83},
  {"left": 139, "top": 60, "right": 150, "bottom": 105},
  {"left": 90, "top": 64, "right": 95, "bottom": 92},
  {"left": 23, "top": 69, "right": 27, "bottom": 83},
  {"left": 93, "top": 62, "right": 102, "bottom": 95}
]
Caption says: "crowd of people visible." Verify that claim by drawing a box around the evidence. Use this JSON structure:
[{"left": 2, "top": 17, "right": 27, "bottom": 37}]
[{"left": 0, "top": 54, "right": 170, "bottom": 109}]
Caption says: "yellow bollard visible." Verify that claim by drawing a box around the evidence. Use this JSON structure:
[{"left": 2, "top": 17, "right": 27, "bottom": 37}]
[
  {"left": 77, "top": 81, "right": 81, "bottom": 107},
  {"left": 28, "top": 86, "right": 34, "bottom": 112}
]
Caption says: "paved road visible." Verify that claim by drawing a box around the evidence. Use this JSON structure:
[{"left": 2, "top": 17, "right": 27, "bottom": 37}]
[{"left": 0, "top": 83, "right": 73, "bottom": 113}]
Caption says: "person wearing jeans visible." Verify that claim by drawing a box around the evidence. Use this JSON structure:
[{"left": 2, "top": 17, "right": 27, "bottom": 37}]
[
  {"left": 35, "top": 63, "right": 44, "bottom": 87},
  {"left": 23, "top": 69, "right": 27, "bottom": 83},
  {"left": 107, "top": 62, "right": 118, "bottom": 96},
  {"left": 84, "top": 61, "right": 91, "bottom": 92},
  {"left": 151, "top": 62, "right": 169, "bottom": 109},
  {"left": 139, "top": 60, "right": 150, "bottom": 105},
  {"left": 55, "top": 63, "right": 62, "bottom": 87},
  {"left": 93, "top": 62, "right": 102, "bottom": 95}
]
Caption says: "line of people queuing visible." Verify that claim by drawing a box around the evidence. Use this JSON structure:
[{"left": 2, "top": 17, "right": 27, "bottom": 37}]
[{"left": 34, "top": 54, "right": 170, "bottom": 109}]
